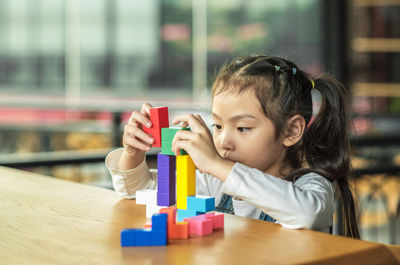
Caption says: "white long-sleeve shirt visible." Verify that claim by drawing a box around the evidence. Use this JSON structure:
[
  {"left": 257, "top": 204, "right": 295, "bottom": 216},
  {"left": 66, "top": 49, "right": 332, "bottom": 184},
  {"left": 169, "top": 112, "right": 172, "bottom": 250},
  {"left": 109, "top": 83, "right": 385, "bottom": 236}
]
[{"left": 106, "top": 148, "right": 336, "bottom": 233}]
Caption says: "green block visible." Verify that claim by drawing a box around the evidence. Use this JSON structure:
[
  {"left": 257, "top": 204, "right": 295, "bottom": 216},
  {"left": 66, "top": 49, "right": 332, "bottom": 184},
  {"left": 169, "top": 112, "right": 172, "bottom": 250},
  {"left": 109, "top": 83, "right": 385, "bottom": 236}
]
[
  {"left": 161, "top": 127, "right": 190, "bottom": 155},
  {"left": 161, "top": 141, "right": 173, "bottom": 155}
]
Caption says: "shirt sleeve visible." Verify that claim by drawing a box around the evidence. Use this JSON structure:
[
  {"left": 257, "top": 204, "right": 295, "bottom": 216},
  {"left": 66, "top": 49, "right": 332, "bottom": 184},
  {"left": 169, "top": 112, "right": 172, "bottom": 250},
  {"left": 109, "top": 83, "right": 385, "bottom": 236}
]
[
  {"left": 222, "top": 162, "right": 336, "bottom": 230},
  {"left": 105, "top": 148, "right": 156, "bottom": 199}
]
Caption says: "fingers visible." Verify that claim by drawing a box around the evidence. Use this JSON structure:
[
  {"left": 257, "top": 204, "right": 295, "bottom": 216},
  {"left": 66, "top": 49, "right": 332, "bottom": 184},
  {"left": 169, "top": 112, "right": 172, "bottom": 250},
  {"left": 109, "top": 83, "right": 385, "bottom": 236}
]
[
  {"left": 123, "top": 132, "right": 152, "bottom": 151},
  {"left": 171, "top": 129, "right": 199, "bottom": 156},
  {"left": 129, "top": 110, "right": 152, "bottom": 128},
  {"left": 172, "top": 114, "right": 206, "bottom": 132},
  {"left": 141, "top": 102, "right": 153, "bottom": 116},
  {"left": 172, "top": 140, "right": 190, "bottom": 157},
  {"left": 194, "top": 113, "right": 208, "bottom": 128},
  {"left": 125, "top": 123, "right": 154, "bottom": 144}
]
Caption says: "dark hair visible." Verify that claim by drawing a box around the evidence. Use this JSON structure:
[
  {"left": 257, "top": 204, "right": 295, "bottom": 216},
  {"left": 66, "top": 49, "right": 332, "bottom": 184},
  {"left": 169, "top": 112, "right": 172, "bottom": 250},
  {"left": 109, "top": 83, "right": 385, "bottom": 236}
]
[{"left": 212, "top": 55, "right": 360, "bottom": 239}]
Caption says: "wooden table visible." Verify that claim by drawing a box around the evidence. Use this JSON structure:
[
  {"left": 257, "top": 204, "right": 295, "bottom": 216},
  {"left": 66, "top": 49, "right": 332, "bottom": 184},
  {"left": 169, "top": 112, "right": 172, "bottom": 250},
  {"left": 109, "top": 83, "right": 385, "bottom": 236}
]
[{"left": 1, "top": 166, "right": 399, "bottom": 265}]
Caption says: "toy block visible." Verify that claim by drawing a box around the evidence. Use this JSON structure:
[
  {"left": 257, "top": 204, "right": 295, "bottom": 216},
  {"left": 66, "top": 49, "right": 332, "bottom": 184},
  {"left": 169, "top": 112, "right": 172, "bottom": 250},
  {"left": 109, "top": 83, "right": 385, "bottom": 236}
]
[
  {"left": 157, "top": 192, "right": 176, "bottom": 206},
  {"left": 135, "top": 229, "right": 152, "bottom": 246},
  {"left": 205, "top": 213, "right": 224, "bottom": 230},
  {"left": 176, "top": 155, "right": 196, "bottom": 209},
  {"left": 159, "top": 207, "right": 176, "bottom": 225},
  {"left": 157, "top": 153, "right": 176, "bottom": 170},
  {"left": 177, "top": 209, "right": 201, "bottom": 222},
  {"left": 121, "top": 229, "right": 136, "bottom": 247},
  {"left": 150, "top": 230, "right": 167, "bottom": 246},
  {"left": 146, "top": 204, "right": 166, "bottom": 218},
  {"left": 161, "top": 127, "right": 190, "bottom": 155},
  {"left": 151, "top": 213, "right": 168, "bottom": 231},
  {"left": 187, "top": 195, "right": 215, "bottom": 212},
  {"left": 157, "top": 180, "right": 175, "bottom": 194},
  {"left": 170, "top": 221, "right": 189, "bottom": 239},
  {"left": 143, "top": 222, "right": 152, "bottom": 228},
  {"left": 149, "top": 107, "right": 169, "bottom": 124},
  {"left": 158, "top": 167, "right": 176, "bottom": 181},
  {"left": 194, "top": 213, "right": 225, "bottom": 230},
  {"left": 146, "top": 189, "right": 158, "bottom": 206},
  {"left": 135, "top": 189, "right": 156, "bottom": 205},
  {"left": 143, "top": 107, "right": 169, "bottom": 147},
  {"left": 183, "top": 217, "right": 212, "bottom": 236}
]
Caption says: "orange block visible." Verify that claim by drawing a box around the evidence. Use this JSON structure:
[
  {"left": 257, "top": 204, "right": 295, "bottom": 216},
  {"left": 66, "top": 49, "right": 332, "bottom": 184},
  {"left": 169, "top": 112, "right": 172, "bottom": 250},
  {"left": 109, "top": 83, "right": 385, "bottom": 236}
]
[
  {"left": 159, "top": 207, "right": 177, "bottom": 238},
  {"left": 159, "top": 207, "right": 176, "bottom": 224},
  {"left": 170, "top": 221, "right": 189, "bottom": 239},
  {"left": 143, "top": 222, "right": 152, "bottom": 228}
]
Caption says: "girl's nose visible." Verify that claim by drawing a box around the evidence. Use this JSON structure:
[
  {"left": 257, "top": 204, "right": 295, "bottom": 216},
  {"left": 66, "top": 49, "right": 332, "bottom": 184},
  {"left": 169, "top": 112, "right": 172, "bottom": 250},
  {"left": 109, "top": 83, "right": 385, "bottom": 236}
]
[{"left": 219, "top": 131, "right": 234, "bottom": 151}]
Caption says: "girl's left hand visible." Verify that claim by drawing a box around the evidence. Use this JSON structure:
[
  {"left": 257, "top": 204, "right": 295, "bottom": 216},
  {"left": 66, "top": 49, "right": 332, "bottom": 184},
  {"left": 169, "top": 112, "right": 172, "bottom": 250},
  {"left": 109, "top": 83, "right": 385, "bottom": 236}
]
[{"left": 171, "top": 114, "right": 234, "bottom": 181}]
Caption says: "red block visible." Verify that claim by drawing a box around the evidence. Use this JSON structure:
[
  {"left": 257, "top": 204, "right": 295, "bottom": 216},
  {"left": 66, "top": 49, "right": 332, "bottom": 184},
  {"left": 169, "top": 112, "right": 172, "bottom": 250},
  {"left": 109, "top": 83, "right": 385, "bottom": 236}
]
[{"left": 143, "top": 107, "right": 169, "bottom": 148}]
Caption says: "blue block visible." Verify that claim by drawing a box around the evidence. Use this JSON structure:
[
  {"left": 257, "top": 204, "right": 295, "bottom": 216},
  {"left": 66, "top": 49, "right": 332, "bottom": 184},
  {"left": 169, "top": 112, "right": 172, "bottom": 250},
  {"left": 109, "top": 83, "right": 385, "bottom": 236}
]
[
  {"left": 177, "top": 209, "right": 204, "bottom": 222},
  {"left": 121, "top": 229, "right": 137, "bottom": 247},
  {"left": 150, "top": 230, "right": 167, "bottom": 246},
  {"left": 152, "top": 213, "right": 168, "bottom": 231},
  {"left": 187, "top": 196, "right": 215, "bottom": 212},
  {"left": 135, "top": 229, "right": 151, "bottom": 246}
]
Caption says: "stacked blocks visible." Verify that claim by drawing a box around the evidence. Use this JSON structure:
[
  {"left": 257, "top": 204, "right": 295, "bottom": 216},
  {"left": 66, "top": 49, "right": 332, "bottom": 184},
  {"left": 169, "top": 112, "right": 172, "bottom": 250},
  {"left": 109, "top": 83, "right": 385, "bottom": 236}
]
[
  {"left": 121, "top": 213, "right": 168, "bottom": 246},
  {"left": 177, "top": 196, "right": 215, "bottom": 222},
  {"left": 160, "top": 207, "right": 189, "bottom": 239},
  {"left": 177, "top": 209, "right": 203, "bottom": 222},
  {"left": 161, "top": 127, "right": 190, "bottom": 155},
  {"left": 157, "top": 153, "right": 176, "bottom": 206},
  {"left": 123, "top": 106, "right": 222, "bottom": 247},
  {"left": 136, "top": 189, "right": 166, "bottom": 218},
  {"left": 143, "top": 107, "right": 169, "bottom": 148},
  {"left": 176, "top": 155, "right": 196, "bottom": 210}
]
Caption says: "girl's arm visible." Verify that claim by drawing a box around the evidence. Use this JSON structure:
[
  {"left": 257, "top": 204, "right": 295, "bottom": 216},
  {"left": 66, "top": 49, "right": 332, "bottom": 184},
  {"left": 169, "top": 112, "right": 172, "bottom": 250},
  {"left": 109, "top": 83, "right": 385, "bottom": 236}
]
[
  {"left": 222, "top": 162, "right": 336, "bottom": 230},
  {"left": 106, "top": 148, "right": 156, "bottom": 198},
  {"left": 106, "top": 147, "right": 222, "bottom": 200}
]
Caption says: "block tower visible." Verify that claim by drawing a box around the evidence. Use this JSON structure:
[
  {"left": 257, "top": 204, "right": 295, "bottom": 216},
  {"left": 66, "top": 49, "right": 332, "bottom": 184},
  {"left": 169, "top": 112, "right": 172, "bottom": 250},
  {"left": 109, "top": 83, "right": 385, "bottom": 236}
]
[{"left": 122, "top": 106, "right": 223, "bottom": 247}]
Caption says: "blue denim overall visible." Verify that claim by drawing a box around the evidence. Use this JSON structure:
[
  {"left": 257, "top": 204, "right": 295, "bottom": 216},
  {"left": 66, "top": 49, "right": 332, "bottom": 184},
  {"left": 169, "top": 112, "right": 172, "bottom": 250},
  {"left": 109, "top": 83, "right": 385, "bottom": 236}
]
[
  {"left": 215, "top": 193, "right": 276, "bottom": 223},
  {"left": 216, "top": 193, "right": 333, "bottom": 233}
]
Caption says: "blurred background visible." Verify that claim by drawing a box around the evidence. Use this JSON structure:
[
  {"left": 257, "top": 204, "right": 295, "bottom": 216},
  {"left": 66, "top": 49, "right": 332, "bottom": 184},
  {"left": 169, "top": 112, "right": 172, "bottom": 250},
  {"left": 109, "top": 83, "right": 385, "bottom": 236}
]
[{"left": 0, "top": 0, "right": 399, "bottom": 244}]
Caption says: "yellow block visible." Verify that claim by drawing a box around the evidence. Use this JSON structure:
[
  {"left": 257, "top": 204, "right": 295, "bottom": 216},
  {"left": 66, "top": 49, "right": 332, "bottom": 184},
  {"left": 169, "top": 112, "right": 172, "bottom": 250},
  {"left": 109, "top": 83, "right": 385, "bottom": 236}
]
[{"left": 176, "top": 155, "right": 196, "bottom": 209}]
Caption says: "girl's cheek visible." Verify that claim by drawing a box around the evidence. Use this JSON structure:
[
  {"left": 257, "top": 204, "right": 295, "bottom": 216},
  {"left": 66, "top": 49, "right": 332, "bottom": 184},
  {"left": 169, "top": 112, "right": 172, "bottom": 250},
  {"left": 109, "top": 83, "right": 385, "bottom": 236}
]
[{"left": 212, "top": 134, "right": 220, "bottom": 148}]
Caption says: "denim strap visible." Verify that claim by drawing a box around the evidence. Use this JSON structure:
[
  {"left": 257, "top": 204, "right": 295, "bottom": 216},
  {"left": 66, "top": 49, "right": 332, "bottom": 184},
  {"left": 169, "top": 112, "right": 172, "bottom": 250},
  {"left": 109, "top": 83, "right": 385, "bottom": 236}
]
[{"left": 215, "top": 193, "right": 275, "bottom": 223}]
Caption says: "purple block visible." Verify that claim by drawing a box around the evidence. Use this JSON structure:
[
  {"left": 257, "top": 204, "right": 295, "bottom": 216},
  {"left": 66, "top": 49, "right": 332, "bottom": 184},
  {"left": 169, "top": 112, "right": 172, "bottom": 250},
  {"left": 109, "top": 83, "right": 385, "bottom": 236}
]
[
  {"left": 157, "top": 153, "right": 176, "bottom": 169},
  {"left": 157, "top": 192, "right": 176, "bottom": 206},
  {"left": 158, "top": 180, "right": 175, "bottom": 194},
  {"left": 158, "top": 167, "right": 176, "bottom": 180}
]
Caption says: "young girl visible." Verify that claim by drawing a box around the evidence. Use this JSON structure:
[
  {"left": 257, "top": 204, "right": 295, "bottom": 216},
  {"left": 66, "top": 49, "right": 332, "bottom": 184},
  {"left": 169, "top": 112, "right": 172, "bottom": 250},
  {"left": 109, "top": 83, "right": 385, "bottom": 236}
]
[{"left": 106, "top": 55, "right": 360, "bottom": 238}]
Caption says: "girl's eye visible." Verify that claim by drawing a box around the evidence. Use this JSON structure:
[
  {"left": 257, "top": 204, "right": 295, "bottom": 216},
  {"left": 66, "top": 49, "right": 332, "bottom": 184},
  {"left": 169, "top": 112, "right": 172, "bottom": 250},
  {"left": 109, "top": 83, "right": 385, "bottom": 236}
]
[
  {"left": 237, "top": 127, "right": 251, "bottom": 132},
  {"left": 211, "top": 124, "right": 222, "bottom": 130}
]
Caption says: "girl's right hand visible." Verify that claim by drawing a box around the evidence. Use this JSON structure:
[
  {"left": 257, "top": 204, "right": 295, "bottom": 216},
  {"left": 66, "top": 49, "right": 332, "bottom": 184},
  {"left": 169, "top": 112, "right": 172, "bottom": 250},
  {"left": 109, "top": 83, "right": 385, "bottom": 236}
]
[{"left": 118, "top": 103, "right": 154, "bottom": 170}]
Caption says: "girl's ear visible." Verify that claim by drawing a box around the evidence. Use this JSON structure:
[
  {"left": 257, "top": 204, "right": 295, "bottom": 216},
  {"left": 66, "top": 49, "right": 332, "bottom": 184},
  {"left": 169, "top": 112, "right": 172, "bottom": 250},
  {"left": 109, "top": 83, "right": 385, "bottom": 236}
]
[{"left": 282, "top": 114, "right": 306, "bottom": 147}]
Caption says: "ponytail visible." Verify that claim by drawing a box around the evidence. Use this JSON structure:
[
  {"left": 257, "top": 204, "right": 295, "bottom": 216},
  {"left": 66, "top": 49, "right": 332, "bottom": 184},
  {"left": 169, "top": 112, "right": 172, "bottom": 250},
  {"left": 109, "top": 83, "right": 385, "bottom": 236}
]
[{"left": 300, "top": 74, "right": 360, "bottom": 238}]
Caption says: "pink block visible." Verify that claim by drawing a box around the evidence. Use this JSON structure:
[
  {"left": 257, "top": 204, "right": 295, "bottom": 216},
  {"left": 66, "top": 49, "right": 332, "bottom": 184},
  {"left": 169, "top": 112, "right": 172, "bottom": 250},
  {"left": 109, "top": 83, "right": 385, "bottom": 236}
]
[
  {"left": 205, "top": 213, "right": 224, "bottom": 230},
  {"left": 187, "top": 213, "right": 224, "bottom": 230},
  {"left": 184, "top": 217, "right": 212, "bottom": 236}
]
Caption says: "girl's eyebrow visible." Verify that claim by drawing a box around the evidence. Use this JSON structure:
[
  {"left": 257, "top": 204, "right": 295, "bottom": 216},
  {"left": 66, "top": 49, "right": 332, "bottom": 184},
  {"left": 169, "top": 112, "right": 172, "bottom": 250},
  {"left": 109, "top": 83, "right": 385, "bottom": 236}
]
[{"left": 212, "top": 112, "right": 257, "bottom": 122}]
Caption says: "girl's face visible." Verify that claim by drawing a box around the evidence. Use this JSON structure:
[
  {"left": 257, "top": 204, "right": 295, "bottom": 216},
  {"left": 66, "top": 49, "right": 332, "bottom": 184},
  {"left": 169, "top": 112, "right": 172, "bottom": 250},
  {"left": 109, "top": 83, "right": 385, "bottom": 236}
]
[{"left": 212, "top": 89, "right": 288, "bottom": 177}]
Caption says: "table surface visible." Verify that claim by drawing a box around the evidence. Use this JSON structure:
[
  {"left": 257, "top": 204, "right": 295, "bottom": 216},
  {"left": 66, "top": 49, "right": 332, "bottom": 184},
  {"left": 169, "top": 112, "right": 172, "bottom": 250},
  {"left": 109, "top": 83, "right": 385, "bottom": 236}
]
[{"left": 1, "top": 166, "right": 399, "bottom": 265}]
